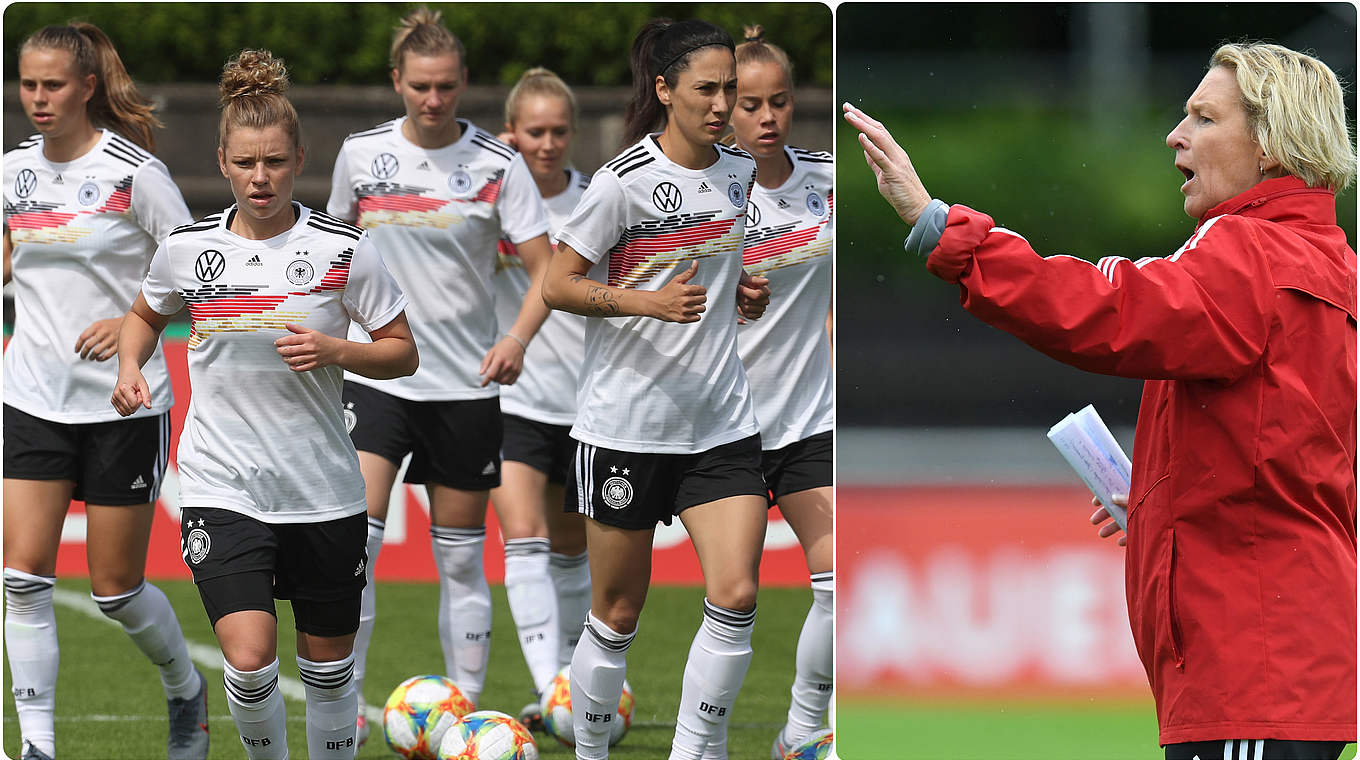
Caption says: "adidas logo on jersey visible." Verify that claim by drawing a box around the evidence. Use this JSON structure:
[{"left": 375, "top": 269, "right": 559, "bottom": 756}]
[
  {"left": 776, "top": 198, "right": 792, "bottom": 209},
  {"left": 697, "top": 181, "right": 712, "bottom": 194},
  {"left": 481, "top": 461, "right": 497, "bottom": 475},
  {"left": 130, "top": 475, "right": 147, "bottom": 489},
  {"left": 52, "top": 174, "right": 64, "bottom": 184},
  {"left": 417, "top": 161, "right": 431, "bottom": 171},
  {"left": 245, "top": 254, "right": 263, "bottom": 266}
]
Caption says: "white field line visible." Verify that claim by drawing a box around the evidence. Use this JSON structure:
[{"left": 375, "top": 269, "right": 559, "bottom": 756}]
[{"left": 49, "top": 587, "right": 383, "bottom": 722}]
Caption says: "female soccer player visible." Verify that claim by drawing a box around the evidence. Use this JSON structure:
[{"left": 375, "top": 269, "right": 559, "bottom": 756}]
[
  {"left": 113, "top": 49, "right": 417, "bottom": 759},
  {"left": 492, "top": 67, "right": 594, "bottom": 720},
  {"left": 729, "top": 26, "right": 834, "bottom": 759},
  {"left": 542, "top": 18, "right": 771, "bottom": 760},
  {"left": 326, "top": 6, "right": 555, "bottom": 739},
  {"left": 3, "top": 22, "right": 206, "bottom": 760}
]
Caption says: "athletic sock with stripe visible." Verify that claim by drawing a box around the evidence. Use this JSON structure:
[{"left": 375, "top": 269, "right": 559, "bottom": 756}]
[
  {"left": 297, "top": 653, "right": 358, "bottom": 759},
  {"left": 570, "top": 611, "right": 635, "bottom": 760},
  {"left": 669, "top": 599, "right": 757, "bottom": 760},
  {"left": 354, "top": 516, "right": 384, "bottom": 702},
  {"left": 431, "top": 525, "right": 492, "bottom": 705},
  {"left": 92, "top": 580, "right": 199, "bottom": 700},
  {"left": 224, "top": 658, "right": 288, "bottom": 760},
  {"left": 3, "top": 568, "right": 58, "bottom": 759},
  {"left": 504, "top": 537, "right": 560, "bottom": 694},
  {"left": 549, "top": 550, "right": 591, "bottom": 668}
]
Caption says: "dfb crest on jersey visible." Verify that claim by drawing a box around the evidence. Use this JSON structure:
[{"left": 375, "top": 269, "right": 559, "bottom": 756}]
[
  {"left": 745, "top": 200, "right": 761, "bottom": 228},
  {"left": 805, "top": 191, "right": 826, "bottom": 217},
  {"left": 77, "top": 181, "right": 101, "bottom": 206},
  {"left": 14, "top": 169, "right": 37, "bottom": 199},
  {"left": 371, "top": 152, "right": 400, "bottom": 179},
  {"left": 185, "top": 528, "right": 211, "bottom": 565},
  {"left": 286, "top": 259, "right": 314, "bottom": 285},
  {"left": 448, "top": 169, "right": 474, "bottom": 195},
  {"left": 195, "top": 250, "right": 225, "bottom": 282},
  {"left": 727, "top": 182, "right": 746, "bottom": 209},
  {"left": 602, "top": 476, "right": 633, "bottom": 509},
  {"left": 652, "top": 182, "right": 682, "bottom": 213}
]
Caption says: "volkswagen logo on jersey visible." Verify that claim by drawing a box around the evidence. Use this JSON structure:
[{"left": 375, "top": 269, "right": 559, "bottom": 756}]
[
  {"left": 286, "top": 259, "right": 315, "bottom": 285},
  {"left": 185, "top": 528, "right": 211, "bottom": 565},
  {"left": 602, "top": 476, "right": 634, "bottom": 509},
  {"left": 727, "top": 182, "right": 747, "bottom": 209},
  {"left": 77, "top": 181, "right": 101, "bottom": 206},
  {"left": 745, "top": 201, "right": 761, "bottom": 228},
  {"left": 194, "top": 250, "right": 226, "bottom": 282},
  {"left": 652, "top": 182, "right": 682, "bottom": 213},
  {"left": 371, "top": 153, "right": 400, "bottom": 179},
  {"left": 14, "top": 169, "right": 37, "bottom": 199},
  {"left": 806, "top": 191, "right": 826, "bottom": 217},
  {"left": 448, "top": 169, "right": 474, "bottom": 195}
]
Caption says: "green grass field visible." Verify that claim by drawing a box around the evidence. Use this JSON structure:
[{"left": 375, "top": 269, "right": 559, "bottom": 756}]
[
  {"left": 836, "top": 697, "right": 1357, "bottom": 760},
  {"left": 3, "top": 579, "right": 814, "bottom": 759}
]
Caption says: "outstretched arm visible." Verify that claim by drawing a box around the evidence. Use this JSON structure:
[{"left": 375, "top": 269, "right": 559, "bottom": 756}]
[{"left": 842, "top": 103, "right": 933, "bottom": 226}]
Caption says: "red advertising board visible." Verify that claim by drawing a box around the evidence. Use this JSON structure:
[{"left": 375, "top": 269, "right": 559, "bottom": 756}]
[
  {"left": 838, "top": 484, "right": 1148, "bottom": 697},
  {"left": 46, "top": 339, "right": 811, "bottom": 586}
]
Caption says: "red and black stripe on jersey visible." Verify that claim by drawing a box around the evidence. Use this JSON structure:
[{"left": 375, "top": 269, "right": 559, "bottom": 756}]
[
  {"left": 96, "top": 175, "right": 134, "bottom": 215},
  {"left": 4, "top": 198, "right": 75, "bottom": 231},
  {"left": 607, "top": 209, "right": 737, "bottom": 288},
  {"left": 354, "top": 167, "right": 506, "bottom": 216},
  {"left": 742, "top": 191, "right": 834, "bottom": 271}
]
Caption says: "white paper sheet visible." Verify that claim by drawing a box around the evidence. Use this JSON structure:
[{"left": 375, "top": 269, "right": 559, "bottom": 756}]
[{"left": 1047, "top": 404, "right": 1131, "bottom": 532}]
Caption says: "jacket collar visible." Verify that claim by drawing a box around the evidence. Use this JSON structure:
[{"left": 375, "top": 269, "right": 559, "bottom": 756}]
[{"left": 1197, "top": 175, "right": 1337, "bottom": 230}]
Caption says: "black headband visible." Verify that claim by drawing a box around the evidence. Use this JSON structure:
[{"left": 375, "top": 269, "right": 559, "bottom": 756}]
[{"left": 657, "top": 40, "right": 734, "bottom": 77}]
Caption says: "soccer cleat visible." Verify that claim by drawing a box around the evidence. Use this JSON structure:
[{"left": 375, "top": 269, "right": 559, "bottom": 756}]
[
  {"left": 770, "top": 731, "right": 791, "bottom": 760},
  {"left": 167, "top": 669, "right": 210, "bottom": 760},
  {"left": 518, "top": 698, "right": 545, "bottom": 734},
  {"left": 20, "top": 743, "right": 54, "bottom": 760},
  {"left": 355, "top": 710, "right": 370, "bottom": 747}
]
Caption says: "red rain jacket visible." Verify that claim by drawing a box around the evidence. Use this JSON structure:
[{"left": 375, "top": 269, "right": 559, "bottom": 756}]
[{"left": 926, "top": 176, "right": 1357, "bottom": 744}]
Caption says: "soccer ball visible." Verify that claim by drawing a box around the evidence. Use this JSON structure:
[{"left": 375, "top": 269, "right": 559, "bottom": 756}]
[
  {"left": 783, "top": 728, "right": 834, "bottom": 760},
  {"left": 539, "top": 665, "right": 634, "bottom": 748},
  {"left": 383, "top": 675, "right": 476, "bottom": 759},
  {"left": 436, "top": 710, "right": 538, "bottom": 760}
]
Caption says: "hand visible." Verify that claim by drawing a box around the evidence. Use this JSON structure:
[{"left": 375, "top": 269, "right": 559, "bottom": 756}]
[
  {"left": 736, "top": 270, "right": 770, "bottom": 321},
  {"left": 479, "top": 335, "right": 525, "bottom": 386},
  {"left": 842, "top": 102, "right": 932, "bottom": 226},
  {"left": 650, "top": 260, "right": 707, "bottom": 323},
  {"left": 111, "top": 366, "right": 152, "bottom": 416},
  {"left": 74, "top": 317, "right": 123, "bottom": 361},
  {"left": 275, "top": 323, "right": 342, "bottom": 373},
  {"left": 1090, "top": 494, "right": 1129, "bottom": 547}
]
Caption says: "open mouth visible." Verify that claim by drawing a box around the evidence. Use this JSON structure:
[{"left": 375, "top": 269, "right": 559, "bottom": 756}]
[{"left": 1178, "top": 165, "right": 1195, "bottom": 182}]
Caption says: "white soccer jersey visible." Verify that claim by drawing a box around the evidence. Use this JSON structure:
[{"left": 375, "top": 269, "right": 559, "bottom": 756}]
[
  {"left": 140, "top": 203, "right": 407, "bottom": 524},
  {"left": 555, "top": 136, "right": 759, "bottom": 454},
  {"left": 3, "top": 130, "right": 186, "bottom": 423},
  {"left": 737, "top": 147, "right": 835, "bottom": 450},
  {"left": 328, "top": 117, "right": 549, "bottom": 400},
  {"left": 493, "top": 168, "right": 589, "bottom": 425}
]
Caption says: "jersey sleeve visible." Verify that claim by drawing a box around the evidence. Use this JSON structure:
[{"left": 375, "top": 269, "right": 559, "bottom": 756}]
[
  {"left": 554, "top": 170, "right": 627, "bottom": 264},
  {"left": 496, "top": 153, "right": 550, "bottom": 245},
  {"left": 924, "top": 205, "right": 1274, "bottom": 382},
  {"left": 130, "top": 159, "right": 193, "bottom": 243},
  {"left": 141, "top": 241, "right": 184, "bottom": 315},
  {"left": 326, "top": 141, "right": 359, "bottom": 223},
  {"left": 343, "top": 233, "right": 408, "bottom": 332}
]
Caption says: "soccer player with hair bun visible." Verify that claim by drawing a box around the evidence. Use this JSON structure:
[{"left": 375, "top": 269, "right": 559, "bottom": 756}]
[
  {"left": 113, "top": 48, "right": 417, "bottom": 759},
  {"left": 492, "top": 66, "right": 594, "bottom": 728},
  {"left": 4, "top": 21, "right": 206, "bottom": 760},
  {"left": 325, "top": 5, "right": 555, "bottom": 744},
  {"left": 542, "top": 17, "right": 771, "bottom": 760},
  {"left": 729, "top": 24, "right": 834, "bottom": 760}
]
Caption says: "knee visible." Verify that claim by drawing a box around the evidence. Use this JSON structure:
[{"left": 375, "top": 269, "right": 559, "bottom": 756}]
[
  {"left": 593, "top": 596, "right": 644, "bottom": 636},
  {"left": 223, "top": 647, "right": 278, "bottom": 674},
  {"left": 706, "top": 579, "right": 758, "bottom": 614},
  {"left": 89, "top": 575, "right": 145, "bottom": 601},
  {"left": 549, "top": 534, "right": 587, "bottom": 556}
]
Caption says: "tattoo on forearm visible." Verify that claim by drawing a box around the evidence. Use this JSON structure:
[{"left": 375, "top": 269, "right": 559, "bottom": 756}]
[{"left": 585, "top": 286, "right": 619, "bottom": 316}]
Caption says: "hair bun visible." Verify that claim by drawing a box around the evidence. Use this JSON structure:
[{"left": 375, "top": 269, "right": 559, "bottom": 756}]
[
  {"left": 219, "top": 49, "right": 290, "bottom": 106},
  {"left": 743, "top": 24, "right": 765, "bottom": 43}
]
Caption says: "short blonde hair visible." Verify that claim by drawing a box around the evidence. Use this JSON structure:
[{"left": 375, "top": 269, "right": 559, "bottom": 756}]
[
  {"left": 1212, "top": 42, "right": 1355, "bottom": 191},
  {"left": 504, "top": 67, "right": 577, "bottom": 129}
]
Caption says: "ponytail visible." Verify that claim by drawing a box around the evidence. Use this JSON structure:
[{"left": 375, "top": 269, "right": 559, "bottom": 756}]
[
  {"left": 390, "top": 5, "right": 465, "bottom": 72},
  {"left": 21, "top": 22, "right": 161, "bottom": 152},
  {"left": 735, "top": 24, "right": 794, "bottom": 84},
  {"left": 622, "top": 19, "right": 734, "bottom": 147}
]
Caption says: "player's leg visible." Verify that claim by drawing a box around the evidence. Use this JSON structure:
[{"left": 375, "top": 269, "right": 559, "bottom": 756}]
[
  {"left": 186, "top": 507, "right": 287, "bottom": 759},
  {"left": 547, "top": 496, "right": 590, "bottom": 667},
  {"left": 670, "top": 435, "right": 769, "bottom": 760},
  {"left": 2, "top": 407, "right": 81, "bottom": 760},
  {"left": 282, "top": 512, "right": 368, "bottom": 760},
  {"left": 83, "top": 412, "right": 208, "bottom": 759}
]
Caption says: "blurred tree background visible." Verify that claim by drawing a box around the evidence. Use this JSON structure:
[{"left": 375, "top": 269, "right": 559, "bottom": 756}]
[
  {"left": 837, "top": 2, "right": 1357, "bottom": 428},
  {"left": 2, "top": 2, "right": 832, "bottom": 87}
]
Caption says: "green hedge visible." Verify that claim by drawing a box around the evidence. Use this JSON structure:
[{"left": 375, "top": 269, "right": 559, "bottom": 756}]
[{"left": 3, "top": 2, "right": 831, "bottom": 87}]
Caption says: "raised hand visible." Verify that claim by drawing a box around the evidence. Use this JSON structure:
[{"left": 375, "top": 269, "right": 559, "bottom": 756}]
[{"left": 842, "top": 102, "right": 932, "bottom": 226}]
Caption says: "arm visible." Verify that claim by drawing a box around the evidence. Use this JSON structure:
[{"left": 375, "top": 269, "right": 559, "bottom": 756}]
[
  {"left": 542, "top": 242, "right": 706, "bottom": 322},
  {"left": 480, "top": 233, "right": 552, "bottom": 386},
  {"left": 274, "top": 312, "right": 418, "bottom": 379},
  {"left": 112, "top": 293, "right": 173, "bottom": 415}
]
